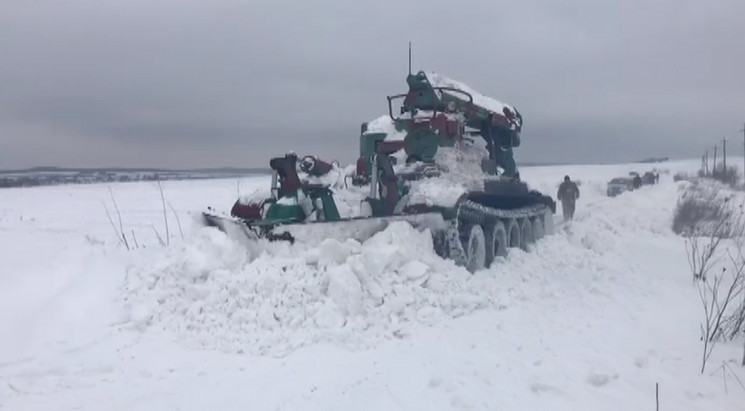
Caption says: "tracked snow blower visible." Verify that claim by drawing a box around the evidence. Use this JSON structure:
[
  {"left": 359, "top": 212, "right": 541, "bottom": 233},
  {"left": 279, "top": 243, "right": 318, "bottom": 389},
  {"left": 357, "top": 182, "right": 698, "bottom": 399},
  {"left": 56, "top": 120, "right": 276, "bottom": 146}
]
[{"left": 203, "top": 68, "right": 555, "bottom": 273}]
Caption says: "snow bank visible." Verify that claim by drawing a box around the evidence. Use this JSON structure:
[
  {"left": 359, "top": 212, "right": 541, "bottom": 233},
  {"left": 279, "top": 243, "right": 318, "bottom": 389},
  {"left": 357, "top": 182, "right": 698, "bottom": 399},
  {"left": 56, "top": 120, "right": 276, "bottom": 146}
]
[
  {"left": 123, "top": 222, "right": 502, "bottom": 356},
  {"left": 6, "top": 160, "right": 745, "bottom": 411},
  {"left": 122, "top": 171, "right": 678, "bottom": 359}
]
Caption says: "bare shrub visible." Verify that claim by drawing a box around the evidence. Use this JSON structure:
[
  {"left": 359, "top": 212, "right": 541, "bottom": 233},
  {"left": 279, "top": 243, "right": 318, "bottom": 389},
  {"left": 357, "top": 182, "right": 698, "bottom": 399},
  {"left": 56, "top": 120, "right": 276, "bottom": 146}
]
[
  {"left": 100, "top": 182, "right": 183, "bottom": 250},
  {"left": 680, "top": 181, "right": 745, "bottom": 372},
  {"left": 674, "top": 171, "right": 693, "bottom": 182},
  {"left": 698, "top": 260, "right": 744, "bottom": 373},
  {"left": 690, "top": 239, "right": 745, "bottom": 373},
  {"left": 673, "top": 181, "right": 741, "bottom": 238},
  {"left": 711, "top": 166, "right": 740, "bottom": 187}
]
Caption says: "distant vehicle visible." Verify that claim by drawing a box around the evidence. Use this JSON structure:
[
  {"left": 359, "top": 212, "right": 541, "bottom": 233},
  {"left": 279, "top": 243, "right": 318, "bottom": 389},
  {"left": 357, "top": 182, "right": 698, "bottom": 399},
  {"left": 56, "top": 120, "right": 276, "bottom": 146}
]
[
  {"left": 607, "top": 177, "right": 634, "bottom": 197},
  {"left": 642, "top": 171, "right": 657, "bottom": 185}
]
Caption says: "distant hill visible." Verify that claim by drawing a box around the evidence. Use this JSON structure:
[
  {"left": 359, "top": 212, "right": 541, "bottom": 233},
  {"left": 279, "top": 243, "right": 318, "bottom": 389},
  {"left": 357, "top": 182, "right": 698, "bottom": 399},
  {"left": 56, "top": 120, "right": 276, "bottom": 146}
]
[
  {"left": 0, "top": 166, "right": 272, "bottom": 188},
  {"left": 638, "top": 157, "right": 669, "bottom": 164},
  {"left": 0, "top": 166, "right": 270, "bottom": 175}
]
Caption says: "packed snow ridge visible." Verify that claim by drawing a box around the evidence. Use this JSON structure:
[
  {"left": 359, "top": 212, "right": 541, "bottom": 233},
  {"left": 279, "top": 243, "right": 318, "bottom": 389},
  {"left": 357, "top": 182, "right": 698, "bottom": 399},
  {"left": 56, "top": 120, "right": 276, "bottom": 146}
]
[
  {"left": 121, "top": 178, "right": 672, "bottom": 358},
  {"left": 123, "top": 222, "right": 492, "bottom": 356}
]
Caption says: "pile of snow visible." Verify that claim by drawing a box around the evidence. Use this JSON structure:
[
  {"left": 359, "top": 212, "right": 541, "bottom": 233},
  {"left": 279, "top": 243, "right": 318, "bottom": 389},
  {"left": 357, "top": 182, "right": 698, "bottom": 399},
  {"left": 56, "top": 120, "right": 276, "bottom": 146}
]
[
  {"left": 122, "top": 222, "right": 502, "bottom": 356},
  {"left": 363, "top": 115, "right": 407, "bottom": 142},
  {"left": 122, "top": 173, "right": 672, "bottom": 358},
  {"left": 4, "top": 160, "right": 745, "bottom": 411},
  {"left": 425, "top": 71, "right": 515, "bottom": 116},
  {"left": 299, "top": 162, "right": 353, "bottom": 190},
  {"left": 405, "top": 143, "right": 492, "bottom": 207},
  {"left": 236, "top": 188, "right": 272, "bottom": 206}
]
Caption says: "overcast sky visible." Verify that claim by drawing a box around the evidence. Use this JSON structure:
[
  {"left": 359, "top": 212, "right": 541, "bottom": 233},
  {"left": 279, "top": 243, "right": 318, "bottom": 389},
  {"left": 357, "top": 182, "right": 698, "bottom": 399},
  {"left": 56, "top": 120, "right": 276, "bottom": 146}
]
[{"left": 1, "top": 0, "right": 743, "bottom": 169}]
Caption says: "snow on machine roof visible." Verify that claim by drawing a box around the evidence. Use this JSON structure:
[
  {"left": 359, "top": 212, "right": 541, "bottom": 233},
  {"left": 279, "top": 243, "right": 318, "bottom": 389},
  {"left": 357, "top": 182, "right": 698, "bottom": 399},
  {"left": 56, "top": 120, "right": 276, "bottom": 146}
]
[{"left": 424, "top": 71, "right": 516, "bottom": 116}]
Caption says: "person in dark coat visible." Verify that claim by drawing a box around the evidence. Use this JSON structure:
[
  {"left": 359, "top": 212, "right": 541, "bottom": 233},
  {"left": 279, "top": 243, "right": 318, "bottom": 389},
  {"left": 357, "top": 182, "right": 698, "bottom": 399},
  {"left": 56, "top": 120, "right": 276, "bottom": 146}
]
[
  {"left": 557, "top": 175, "right": 580, "bottom": 221},
  {"left": 632, "top": 174, "right": 642, "bottom": 189}
]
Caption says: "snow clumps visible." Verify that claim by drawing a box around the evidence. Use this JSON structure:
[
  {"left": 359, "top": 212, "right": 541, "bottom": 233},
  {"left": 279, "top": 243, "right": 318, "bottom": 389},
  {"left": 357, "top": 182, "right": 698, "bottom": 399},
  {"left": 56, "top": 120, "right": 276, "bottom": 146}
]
[{"left": 122, "top": 222, "right": 501, "bottom": 357}]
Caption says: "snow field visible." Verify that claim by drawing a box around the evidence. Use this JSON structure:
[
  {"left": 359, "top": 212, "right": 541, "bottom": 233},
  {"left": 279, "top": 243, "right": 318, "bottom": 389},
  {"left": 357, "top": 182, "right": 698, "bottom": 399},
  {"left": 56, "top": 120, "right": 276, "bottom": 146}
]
[
  {"left": 123, "top": 174, "right": 665, "bottom": 359},
  {"left": 1, "top": 158, "right": 744, "bottom": 410}
]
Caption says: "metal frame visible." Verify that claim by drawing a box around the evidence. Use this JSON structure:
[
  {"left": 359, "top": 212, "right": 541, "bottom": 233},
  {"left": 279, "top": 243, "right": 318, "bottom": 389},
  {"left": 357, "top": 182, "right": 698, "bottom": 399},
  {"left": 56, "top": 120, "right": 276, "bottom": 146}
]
[{"left": 386, "top": 87, "right": 474, "bottom": 122}]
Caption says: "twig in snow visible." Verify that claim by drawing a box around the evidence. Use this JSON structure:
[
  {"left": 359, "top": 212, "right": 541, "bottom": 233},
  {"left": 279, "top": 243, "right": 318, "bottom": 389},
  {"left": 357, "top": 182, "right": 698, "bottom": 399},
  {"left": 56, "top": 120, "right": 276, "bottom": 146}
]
[
  {"left": 101, "top": 201, "right": 122, "bottom": 247},
  {"left": 724, "top": 362, "right": 745, "bottom": 391},
  {"left": 131, "top": 229, "right": 140, "bottom": 249},
  {"left": 711, "top": 361, "right": 745, "bottom": 393},
  {"left": 156, "top": 179, "right": 169, "bottom": 246},
  {"left": 168, "top": 201, "right": 184, "bottom": 239},
  {"left": 151, "top": 225, "right": 166, "bottom": 247},
  {"left": 107, "top": 186, "right": 130, "bottom": 250},
  {"left": 101, "top": 199, "right": 129, "bottom": 250}
]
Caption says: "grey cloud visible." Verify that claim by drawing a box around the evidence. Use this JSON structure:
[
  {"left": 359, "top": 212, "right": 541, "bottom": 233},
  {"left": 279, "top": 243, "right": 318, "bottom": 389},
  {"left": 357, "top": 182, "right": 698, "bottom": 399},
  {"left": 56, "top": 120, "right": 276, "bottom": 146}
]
[{"left": 1, "top": 0, "right": 744, "bottom": 169}]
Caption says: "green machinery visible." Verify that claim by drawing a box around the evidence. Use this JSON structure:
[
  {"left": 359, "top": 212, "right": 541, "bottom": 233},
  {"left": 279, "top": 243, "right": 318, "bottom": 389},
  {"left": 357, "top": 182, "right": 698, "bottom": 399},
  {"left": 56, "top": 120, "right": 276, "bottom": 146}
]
[
  {"left": 223, "top": 153, "right": 342, "bottom": 230},
  {"left": 354, "top": 70, "right": 523, "bottom": 183},
  {"left": 202, "top": 69, "right": 555, "bottom": 273}
]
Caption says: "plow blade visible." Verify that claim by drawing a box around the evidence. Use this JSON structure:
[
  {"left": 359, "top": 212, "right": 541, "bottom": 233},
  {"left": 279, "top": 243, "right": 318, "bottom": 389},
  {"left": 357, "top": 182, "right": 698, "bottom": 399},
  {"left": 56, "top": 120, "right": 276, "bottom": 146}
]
[
  {"left": 201, "top": 209, "right": 449, "bottom": 246},
  {"left": 202, "top": 210, "right": 261, "bottom": 247}
]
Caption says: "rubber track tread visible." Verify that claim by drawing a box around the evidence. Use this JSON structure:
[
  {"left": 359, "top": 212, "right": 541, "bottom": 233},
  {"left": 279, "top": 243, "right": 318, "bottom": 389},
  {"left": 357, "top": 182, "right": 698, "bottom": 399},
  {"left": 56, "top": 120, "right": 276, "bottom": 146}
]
[{"left": 446, "top": 199, "right": 549, "bottom": 269}]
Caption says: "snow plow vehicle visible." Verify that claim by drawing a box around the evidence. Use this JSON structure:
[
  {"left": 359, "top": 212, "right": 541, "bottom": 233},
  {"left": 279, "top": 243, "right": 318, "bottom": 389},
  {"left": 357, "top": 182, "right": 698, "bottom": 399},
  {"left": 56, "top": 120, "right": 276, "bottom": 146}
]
[{"left": 203, "top": 69, "right": 556, "bottom": 273}]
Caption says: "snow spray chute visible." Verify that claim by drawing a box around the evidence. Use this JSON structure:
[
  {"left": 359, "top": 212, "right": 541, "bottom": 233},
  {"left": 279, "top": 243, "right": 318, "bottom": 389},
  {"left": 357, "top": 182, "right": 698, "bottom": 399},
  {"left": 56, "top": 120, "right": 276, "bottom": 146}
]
[{"left": 202, "top": 66, "right": 555, "bottom": 273}]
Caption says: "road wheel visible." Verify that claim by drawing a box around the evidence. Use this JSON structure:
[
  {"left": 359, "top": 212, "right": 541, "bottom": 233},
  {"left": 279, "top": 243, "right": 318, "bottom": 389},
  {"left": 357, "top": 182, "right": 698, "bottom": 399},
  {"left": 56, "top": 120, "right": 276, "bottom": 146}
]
[
  {"left": 485, "top": 221, "right": 508, "bottom": 267},
  {"left": 462, "top": 224, "right": 486, "bottom": 273},
  {"left": 532, "top": 216, "right": 545, "bottom": 241},
  {"left": 543, "top": 208, "right": 555, "bottom": 235},
  {"left": 519, "top": 218, "right": 534, "bottom": 250},
  {"left": 506, "top": 219, "right": 521, "bottom": 249}
]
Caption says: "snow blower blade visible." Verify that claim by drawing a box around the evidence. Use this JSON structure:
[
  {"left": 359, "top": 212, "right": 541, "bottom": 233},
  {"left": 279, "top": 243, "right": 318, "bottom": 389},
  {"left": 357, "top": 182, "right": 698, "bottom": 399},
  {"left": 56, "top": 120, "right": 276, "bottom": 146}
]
[{"left": 201, "top": 208, "right": 261, "bottom": 246}]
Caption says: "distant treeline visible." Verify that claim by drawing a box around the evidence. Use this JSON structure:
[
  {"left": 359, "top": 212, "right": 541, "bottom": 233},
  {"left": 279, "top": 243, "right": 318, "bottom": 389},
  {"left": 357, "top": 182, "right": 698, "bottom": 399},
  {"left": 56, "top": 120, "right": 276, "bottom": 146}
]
[
  {"left": 0, "top": 168, "right": 270, "bottom": 189},
  {"left": 0, "top": 166, "right": 270, "bottom": 175}
]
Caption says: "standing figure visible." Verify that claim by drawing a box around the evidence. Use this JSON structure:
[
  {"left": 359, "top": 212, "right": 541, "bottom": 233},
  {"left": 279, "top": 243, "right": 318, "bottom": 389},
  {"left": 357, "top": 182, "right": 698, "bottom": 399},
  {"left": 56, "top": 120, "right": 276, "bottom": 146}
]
[
  {"left": 479, "top": 112, "right": 521, "bottom": 179},
  {"left": 632, "top": 174, "right": 642, "bottom": 189},
  {"left": 557, "top": 175, "right": 580, "bottom": 221}
]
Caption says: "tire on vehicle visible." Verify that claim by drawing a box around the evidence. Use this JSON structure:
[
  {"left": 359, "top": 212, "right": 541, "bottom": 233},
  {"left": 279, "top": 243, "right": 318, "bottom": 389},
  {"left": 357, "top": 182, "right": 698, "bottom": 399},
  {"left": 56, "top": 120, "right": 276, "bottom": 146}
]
[
  {"left": 485, "top": 220, "right": 508, "bottom": 267},
  {"left": 506, "top": 219, "right": 521, "bottom": 249},
  {"left": 532, "top": 216, "right": 545, "bottom": 241},
  {"left": 462, "top": 224, "right": 487, "bottom": 273},
  {"left": 519, "top": 217, "right": 534, "bottom": 251}
]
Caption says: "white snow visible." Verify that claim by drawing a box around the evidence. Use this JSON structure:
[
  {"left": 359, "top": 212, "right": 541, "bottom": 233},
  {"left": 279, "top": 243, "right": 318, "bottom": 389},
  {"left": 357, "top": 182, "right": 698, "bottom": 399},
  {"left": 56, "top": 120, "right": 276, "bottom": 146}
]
[
  {"left": 404, "top": 144, "right": 494, "bottom": 208},
  {"left": 425, "top": 71, "right": 515, "bottom": 116},
  {"left": 122, "top": 222, "right": 488, "bottom": 356},
  {"left": 236, "top": 187, "right": 272, "bottom": 205},
  {"left": 364, "top": 115, "right": 407, "bottom": 142},
  {"left": 1, "top": 159, "right": 744, "bottom": 411}
]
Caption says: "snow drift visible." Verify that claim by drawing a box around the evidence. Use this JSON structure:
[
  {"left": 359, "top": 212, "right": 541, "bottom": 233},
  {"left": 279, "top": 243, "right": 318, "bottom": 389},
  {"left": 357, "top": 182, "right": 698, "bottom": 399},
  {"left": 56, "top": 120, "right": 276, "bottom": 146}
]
[
  {"left": 123, "top": 172, "right": 677, "bottom": 358},
  {"left": 123, "top": 222, "right": 494, "bottom": 356},
  {"left": 3, "top": 159, "right": 745, "bottom": 411}
]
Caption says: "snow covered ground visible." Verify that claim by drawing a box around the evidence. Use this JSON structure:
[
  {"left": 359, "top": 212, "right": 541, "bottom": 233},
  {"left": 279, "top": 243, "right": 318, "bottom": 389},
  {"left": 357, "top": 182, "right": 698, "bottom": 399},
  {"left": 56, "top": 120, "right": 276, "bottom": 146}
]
[{"left": 1, "top": 159, "right": 743, "bottom": 410}]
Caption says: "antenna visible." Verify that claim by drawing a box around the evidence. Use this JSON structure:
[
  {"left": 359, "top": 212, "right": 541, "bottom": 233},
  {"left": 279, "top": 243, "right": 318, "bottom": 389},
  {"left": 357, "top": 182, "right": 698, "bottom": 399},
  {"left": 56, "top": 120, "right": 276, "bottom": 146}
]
[{"left": 408, "top": 41, "right": 412, "bottom": 74}]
